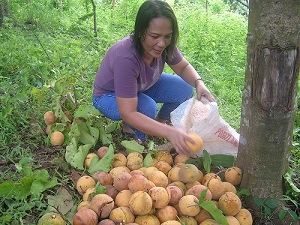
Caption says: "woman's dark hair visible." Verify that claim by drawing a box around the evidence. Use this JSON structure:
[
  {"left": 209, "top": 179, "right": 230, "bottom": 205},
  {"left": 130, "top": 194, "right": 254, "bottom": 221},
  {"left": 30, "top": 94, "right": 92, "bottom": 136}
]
[{"left": 132, "top": 0, "right": 179, "bottom": 57}]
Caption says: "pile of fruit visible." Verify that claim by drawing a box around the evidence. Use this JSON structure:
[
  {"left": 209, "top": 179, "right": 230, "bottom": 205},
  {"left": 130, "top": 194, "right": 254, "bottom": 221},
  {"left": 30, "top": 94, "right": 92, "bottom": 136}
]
[
  {"left": 72, "top": 149, "right": 252, "bottom": 225},
  {"left": 39, "top": 110, "right": 253, "bottom": 225}
]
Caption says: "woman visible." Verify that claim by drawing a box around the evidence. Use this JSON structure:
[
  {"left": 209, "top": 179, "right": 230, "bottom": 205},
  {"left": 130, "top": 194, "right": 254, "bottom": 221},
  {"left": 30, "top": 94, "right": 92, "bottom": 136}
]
[{"left": 92, "top": 0, "right": 215, "bottom": 155}]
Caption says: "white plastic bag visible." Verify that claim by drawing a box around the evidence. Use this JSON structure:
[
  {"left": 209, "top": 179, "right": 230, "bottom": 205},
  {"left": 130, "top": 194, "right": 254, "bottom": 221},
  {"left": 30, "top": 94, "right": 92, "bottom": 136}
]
[{"left": 170, "top": 96, "right": 239, "bottom": 156}]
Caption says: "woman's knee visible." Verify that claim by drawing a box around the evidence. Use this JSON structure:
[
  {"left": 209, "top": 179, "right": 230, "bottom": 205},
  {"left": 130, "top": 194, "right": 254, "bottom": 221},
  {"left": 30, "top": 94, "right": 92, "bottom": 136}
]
[
  {"left": 137, "top": 94, "right": 158, "bottom": 119},
  {"left": 92, "top": 95, "right": 121, "bottom": 121},
  {"left": 174, "top": 79, "right": 194, "bottom": 102}
]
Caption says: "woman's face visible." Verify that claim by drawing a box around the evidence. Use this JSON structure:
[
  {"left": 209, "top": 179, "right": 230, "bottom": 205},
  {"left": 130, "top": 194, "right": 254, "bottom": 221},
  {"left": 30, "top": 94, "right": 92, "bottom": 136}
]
[{"left": 141, "top": 17, "right": 172, "bottom": 65}]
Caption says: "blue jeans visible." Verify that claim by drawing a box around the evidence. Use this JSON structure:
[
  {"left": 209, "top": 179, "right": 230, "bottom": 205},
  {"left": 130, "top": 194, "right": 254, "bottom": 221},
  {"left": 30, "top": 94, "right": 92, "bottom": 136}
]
[{"left": 92, "top": 73, "right": 194, "bottom": 141}]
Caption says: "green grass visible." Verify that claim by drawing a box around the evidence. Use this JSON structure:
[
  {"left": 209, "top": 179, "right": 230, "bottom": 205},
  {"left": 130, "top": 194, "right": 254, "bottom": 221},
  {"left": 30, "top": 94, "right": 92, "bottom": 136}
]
[{"left": 0, "top": 0, "right": 299, "bottom": 224}]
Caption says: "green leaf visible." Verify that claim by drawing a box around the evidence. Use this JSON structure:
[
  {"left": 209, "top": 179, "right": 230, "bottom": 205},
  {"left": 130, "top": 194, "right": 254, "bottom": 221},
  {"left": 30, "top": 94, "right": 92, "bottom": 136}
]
[
  {"left": 211, "top": 154, "right": 235, "bottom": 167},
  {"left": 121, "top": 140, "right": 144, "bottom": 154},
  {"left": 278, "top": 210, "right": 287, "bottom": 220},
  {"left": 88, "top": 144, "right": 114, "bottom": 174},
  {"left": 254, "top": 198, "right": 264, "bottom": 206},
  {"left": 0, "top": 182, "right": 23, "bottom": 199},
  {"left": 237, "top": 188, "right": 251, "bottom": 197},
  {"left": 0, "top": 170, "right": 58, "bottom": 199},
  {"left": 53, "top": 98, "right": 73, "bottom": 123},
  {"left": 74, "top": 105, "right": 101, "bottom": 118},
  {"left": 72, "top": 144, "right": 92, "bottom": 169},
  {"left": 0, "top": 215, "right": 12, "bottom": 222},
  {"left": 30, "top": 170, "right": 58, "bottom": 195},
  {"left": 143, "top": 153, "right": 153, "bottom": 167},
  {"left": 198, "top": 188, "right": 208, "bottom": 203},
  {"left": 95, "top": 182, "right": 106, "bottom": 194},
  {"left": 281, "top": 195, "right": 299, "bottom": 209},
  {"left": 19, "top": 157, "right": 33, "bottom": 165},
  {"left": 264, "top": 206, "right": 272, "bottom": 216},
  {"left": 65, "top": 139, "right": 93, "bottom": 170},
  {"left": 89, "top": 126, "right": 100, "bottom": 143},
  {"left": 146, "top": 140, "right": 155, "bottom": 150},
  {"left": 287, "top": 209, "right": 299, "bottom": 221},
  {"left": 105, "top": 122, "right": 118, "bottom": 133},
  {"left": 265, "top": 199, "right": 278, "bottom": 209},
  {"left": 70, "top": 120, "right": 98, "bottom": 146},
  {"left": 51, "top": 122, "right": 67, "bottom": 133},
  {"left": 53, "top": 98, "right": 65, "bottom": 120},
  {"left": 52, "top": 77, "right": 76, "bottom": 95},
  {"left": 185, "top": 157, "right": 202, "bottom": 168},
  {"left": 202, "top": 150, "right": 211, "bottom": 172},
  {"left": 283, "top": 168, "right": 300, "bottom": 193},
  {"left": 99, "top": 127, "right": 113, "bottom": 145},
  {"left": 31, "top": 177, "right": 58, "bottom": 196},
  {"left": 199, "top": 201, "right": 229, "bottom": 225}
]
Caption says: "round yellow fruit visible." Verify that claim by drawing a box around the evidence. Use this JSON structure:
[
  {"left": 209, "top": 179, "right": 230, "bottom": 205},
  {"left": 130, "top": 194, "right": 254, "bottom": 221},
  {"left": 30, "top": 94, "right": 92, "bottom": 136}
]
[
  {"left": 85, "top": 153, "right": 98, "bottom": 168},
  {"left": 50, "top": 131, "right": 65, "bottom": 146},
  {"left": 185, "top": 132, "right": 203, "bottom": 153},
  {"left": 76, "top": 175, "right": 96, "bottom": 195},
  {"left": 38, "top": 212, "right": 66, "bottom": 225},
  {"left": 44, "top": 111, "right": 56, "bottom": 125}
]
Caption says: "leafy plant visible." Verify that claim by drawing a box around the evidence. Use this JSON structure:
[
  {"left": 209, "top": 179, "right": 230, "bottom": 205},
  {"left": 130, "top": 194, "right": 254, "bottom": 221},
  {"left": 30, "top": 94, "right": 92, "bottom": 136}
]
[
  {"left": 0, "top": 159, "right": 58, "bottom": 224},
  {"left": 254, "top": 197, "right": 299, "bottom": 222}
]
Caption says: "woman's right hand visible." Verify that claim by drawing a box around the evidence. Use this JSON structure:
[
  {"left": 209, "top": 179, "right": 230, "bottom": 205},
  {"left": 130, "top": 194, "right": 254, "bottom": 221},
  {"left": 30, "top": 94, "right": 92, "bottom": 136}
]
[{"left": 166, "top": 127, "right": 196, "bottom": 156}]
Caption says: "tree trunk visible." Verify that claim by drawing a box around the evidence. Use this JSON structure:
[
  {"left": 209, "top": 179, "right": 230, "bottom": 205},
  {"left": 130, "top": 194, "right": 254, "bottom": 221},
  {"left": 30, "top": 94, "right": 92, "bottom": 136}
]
[
  {"left": 0, "top": 0, "right": 9, "bottom": 27},
  {"left": 3, "top": 0, "right": 9, "bottom": 16},
  {"left": 0, "top": 1, "right": 3, "bottom": 27},
  {"left": 237, "top": 0, "right": 300, "bottom": 224},
  {"left": 91, "top": 0, "right": 97, "bottom": 37},
  {"left": 112, "top": 0, "right": 115, "bottom": 9}
]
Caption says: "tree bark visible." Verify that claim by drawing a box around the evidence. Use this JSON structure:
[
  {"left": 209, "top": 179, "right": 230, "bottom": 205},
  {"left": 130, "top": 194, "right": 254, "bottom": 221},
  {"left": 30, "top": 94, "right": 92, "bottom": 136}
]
[
  {"left": 3, "top": 0, "right": 9, "bottom": 16},
  {"left": 237, "top": 0, "right": 300, "bottom": 224},
  {"left": 91, "top": 0, "right": 97, "bottom": 37},
  {"left": 0, "top": 1, "right": 3, "bottom": 27},
  {"left": 0, "top": 0, "right": 9, "bottom": 27}
]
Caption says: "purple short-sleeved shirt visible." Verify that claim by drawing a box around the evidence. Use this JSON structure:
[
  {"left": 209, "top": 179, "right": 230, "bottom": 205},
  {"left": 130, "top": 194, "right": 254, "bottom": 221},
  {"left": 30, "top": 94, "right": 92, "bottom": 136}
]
[{"left": 93, "top": 35, "right": 183, "bottom": 98}]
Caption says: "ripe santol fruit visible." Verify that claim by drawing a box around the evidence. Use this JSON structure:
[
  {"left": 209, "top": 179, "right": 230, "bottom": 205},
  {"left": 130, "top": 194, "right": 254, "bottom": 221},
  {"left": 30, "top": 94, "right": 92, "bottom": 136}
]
[
  {"left": 178, "top": 163, "right": 200, "bottom": 183},
  {"left": 218, "top": 192, "right": 242, "bottom": 216},
  {"left": 76, "top": 175, "right": 96, "bottom": 195},
  {"left": 185, "top": 132, "right": 203, "bottom": 153},
  {"left": 225, "top": 166, "right": 243, "bottom": 185},
  {"left": 43, "top": 111, "right": 56, "bottom": 125},
  {"left": 38, "top": 212, "right": 65, "bottom": 225},
  {"left": 73, "top": 208, "right": 98, "bottom": 225},
  {"left": 50, "top": 131, "right": 65, "bottom": 146}
]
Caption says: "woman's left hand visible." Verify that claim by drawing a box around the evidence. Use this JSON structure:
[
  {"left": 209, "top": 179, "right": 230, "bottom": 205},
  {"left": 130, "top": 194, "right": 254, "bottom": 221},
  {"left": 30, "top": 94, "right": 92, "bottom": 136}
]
[{"left": 195, "top": 80, "right": 215, "bottom": 102}]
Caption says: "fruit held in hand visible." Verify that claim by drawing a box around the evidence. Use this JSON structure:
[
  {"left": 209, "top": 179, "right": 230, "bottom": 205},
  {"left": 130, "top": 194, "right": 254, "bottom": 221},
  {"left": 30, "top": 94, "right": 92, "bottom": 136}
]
[{"left": 185, "top": 132, "right": 203, "bottom": 153}]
